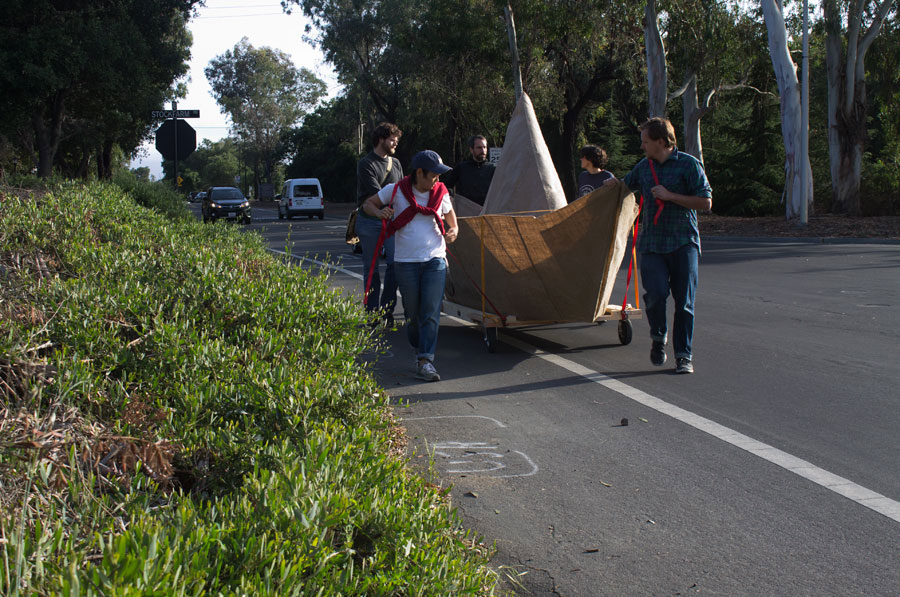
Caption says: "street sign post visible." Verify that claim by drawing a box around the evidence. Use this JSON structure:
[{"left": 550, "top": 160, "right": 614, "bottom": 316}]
[{"left": 153, "top": 102, "right": 198, "bottom": 190}]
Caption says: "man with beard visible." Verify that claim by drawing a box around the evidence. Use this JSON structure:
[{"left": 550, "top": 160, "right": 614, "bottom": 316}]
[
  {"left": 443, "top": 134, "right": 495, "bottom": 207},
  {"left": 356, "top": 122, "right": 403, "bottom": 324}
]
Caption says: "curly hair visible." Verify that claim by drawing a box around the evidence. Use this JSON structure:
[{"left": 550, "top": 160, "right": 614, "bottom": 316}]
[
  {"left": 371, "top": 122, "right": 402, "bottom": 148},
  {"left": 580, "top": 144, "right": 608, "bottom": 169}
]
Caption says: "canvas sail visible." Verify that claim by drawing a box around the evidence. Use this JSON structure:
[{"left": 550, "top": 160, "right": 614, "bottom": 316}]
[{"left": 480, "top": 92, "right": 568, "bottom": 215}]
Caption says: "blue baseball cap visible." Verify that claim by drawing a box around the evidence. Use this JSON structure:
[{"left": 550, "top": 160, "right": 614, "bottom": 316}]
[{"left": 410, "top": 150, "right": 452, "bottom": 175}]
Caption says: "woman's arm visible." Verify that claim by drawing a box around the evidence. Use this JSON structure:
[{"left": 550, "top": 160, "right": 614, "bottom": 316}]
[{"left": 443, "top": 206, "right": 458, "bottom": 243}]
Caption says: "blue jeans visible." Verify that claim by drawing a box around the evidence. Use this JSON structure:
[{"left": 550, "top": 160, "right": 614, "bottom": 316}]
[
  {"left": 394, "top": 258, "right": 447, "bottom": 363},
  {"left": 640, "top": 244, "right": 699, "bottom": 360},
  {"left": 356, "top": 214, "right": 397, "bottom": 314}
]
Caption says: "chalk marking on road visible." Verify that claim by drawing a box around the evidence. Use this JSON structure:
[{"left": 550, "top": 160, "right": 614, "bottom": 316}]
[
  {"left": 403, "top": 415, "right": 508, "bottom": 428},
  {"left": 432, "top": 441, "right": 539, "bottom": 478},
  {"left": 495, "top": 332, "right": 900, "bottom": 523},
  {"left": 298, "top": 258, "right": 898, "bottom": 518}
]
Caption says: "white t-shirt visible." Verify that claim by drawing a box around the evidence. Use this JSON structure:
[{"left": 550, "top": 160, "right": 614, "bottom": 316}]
[{"left": 377, "top": 183, "right": 452, "bottom": 262}]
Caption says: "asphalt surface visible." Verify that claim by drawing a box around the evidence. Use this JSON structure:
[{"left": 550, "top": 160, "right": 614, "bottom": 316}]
[{"left": 194, "top": 201, "right": 900, "bottom": 596}]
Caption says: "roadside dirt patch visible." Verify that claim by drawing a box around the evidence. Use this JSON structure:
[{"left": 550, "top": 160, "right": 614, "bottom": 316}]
[{"left": 700, "top": 214, "right": 900, "bottom": 240}]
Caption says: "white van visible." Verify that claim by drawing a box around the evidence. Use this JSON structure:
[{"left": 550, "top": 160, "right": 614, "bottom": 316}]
[{"left": 278, "top": 178, "right": 324, "bottom": 220}]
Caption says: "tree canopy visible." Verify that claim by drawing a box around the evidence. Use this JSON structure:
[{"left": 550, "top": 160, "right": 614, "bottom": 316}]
[{"left": 205, "top": 38, "right": 327, "bottom": 191}]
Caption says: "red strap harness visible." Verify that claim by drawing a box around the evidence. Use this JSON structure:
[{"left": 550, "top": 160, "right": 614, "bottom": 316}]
[{"left": 363, "top": 178, "right": 447, "bottom": 303}]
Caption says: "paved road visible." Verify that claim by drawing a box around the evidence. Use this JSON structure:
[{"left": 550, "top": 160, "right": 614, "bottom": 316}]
[{"left": 195, "top": 202, "right": 900, "bottom": 596}]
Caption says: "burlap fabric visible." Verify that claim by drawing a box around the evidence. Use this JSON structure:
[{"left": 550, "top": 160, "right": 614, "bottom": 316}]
[{"left": 445, "top": 182, "right": 638, "bottom": 323}]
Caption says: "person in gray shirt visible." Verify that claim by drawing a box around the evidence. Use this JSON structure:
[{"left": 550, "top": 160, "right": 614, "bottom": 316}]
[{"left": 356, "top": 122, "right": 403, "bottom": 323}]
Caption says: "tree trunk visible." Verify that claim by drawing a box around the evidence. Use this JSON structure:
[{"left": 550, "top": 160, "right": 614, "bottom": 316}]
[
  {"left": 644, "top": 0, "right": 667, "bottom": 118},
  {"left": 31, "top": 92, "right": 66, "bottom": 179},
  {"left": 97, "top": 140, "right": 114, "bottom": 179},
  {"left": 761, "top": 0, "right": 812, "bottom": 220},
  {"left": 681, "top": 74, "right": 704, "bottom": 163},
  {"left": 559, "top": 109, "right": 579, "bottom": 200},
  {"left": 823, "top": 0, "right": 892, "bottom": 216}
]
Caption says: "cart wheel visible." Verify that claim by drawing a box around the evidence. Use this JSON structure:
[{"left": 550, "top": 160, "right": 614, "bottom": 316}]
[
  {"left": 484, "top": 327, "right": 498, "bottom": 353},
  {"left": 618, "top": 319, "right": 633, "bottom": 345}
]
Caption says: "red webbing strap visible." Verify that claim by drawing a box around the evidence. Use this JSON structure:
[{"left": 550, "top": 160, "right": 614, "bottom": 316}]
[
  {"left": 620, "top": 195, "right": 643, "bottom": 320},
  {"left": 648, "top": 159, "right": 665, "bottom": 225},
  {"left": 363, "top": 185, "right": 400, "bottom": 304},
  {"left": 446, "top": 246, "right": 508, "bottom": 326}
]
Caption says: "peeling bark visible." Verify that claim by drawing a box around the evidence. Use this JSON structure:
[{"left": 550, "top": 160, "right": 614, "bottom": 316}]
[
  {"left": 761, "top": 0, "right": 812, "bottom": 220},
  {"left": 644, "top": 0, "right": 667, "bottom": 118},
  {"left": 824, "top": 0, "right": 893, "bottom": 215}
]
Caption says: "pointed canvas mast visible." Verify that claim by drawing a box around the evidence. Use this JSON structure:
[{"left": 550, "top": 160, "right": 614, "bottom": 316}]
[{"left": 481, "top": 92, "right": 568, "bottom": 215}]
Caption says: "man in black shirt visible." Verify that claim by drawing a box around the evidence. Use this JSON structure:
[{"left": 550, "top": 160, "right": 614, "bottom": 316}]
[
  {"left": 356, "top": 122, "right": 403, "bottom": 322},
  {"left": 443, "top": 135, "right": 496, "bottom": 206}
]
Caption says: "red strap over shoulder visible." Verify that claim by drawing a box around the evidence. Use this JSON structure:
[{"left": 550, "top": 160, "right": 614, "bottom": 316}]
[{"left": 648, "top": 160, "right": 665, "bottom": 225}]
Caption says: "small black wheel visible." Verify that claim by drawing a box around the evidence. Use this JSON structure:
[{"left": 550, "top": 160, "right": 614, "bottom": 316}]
[
  {"left": 278, "top": 209, "right": 284, "bottom": 220},
  {"left": 618, "top": 319, "right": 633, "bottom": 345},
  {"left": 317, "top": 213, "right": 324, "bottom": 220},
  {"left": 484, "top": 327, "right": 498, "bottom": 353},
  {"left": 308, "top": 214, "right": 314, "bottom": 220}
]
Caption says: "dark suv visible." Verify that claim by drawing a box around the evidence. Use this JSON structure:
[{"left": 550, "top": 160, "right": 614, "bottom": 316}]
[{"left": 202, "top": 187, "right": 251, "bottom": 224}]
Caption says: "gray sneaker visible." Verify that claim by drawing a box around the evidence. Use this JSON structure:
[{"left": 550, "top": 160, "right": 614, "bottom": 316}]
[
  {"left": 675, "top": 358, "right": 694, "bottom": 374},
  {"left": 650, "top": 341, "right": 667, "bottom": 366},
  {"left": 416, "top": 361, "right": 441, "bottom": 382}
]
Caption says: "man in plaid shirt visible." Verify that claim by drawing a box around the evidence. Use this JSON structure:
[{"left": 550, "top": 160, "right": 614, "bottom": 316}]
[{"left": 606, "top": 117, "right": 712, "bottom": 374}]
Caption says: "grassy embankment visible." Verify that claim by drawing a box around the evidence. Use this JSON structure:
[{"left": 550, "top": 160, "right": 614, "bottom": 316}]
[{"left": 0, "top": 177, "right": 495, "bottom": 594}]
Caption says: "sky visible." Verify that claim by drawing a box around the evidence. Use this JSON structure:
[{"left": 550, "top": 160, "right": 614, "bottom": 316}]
[{"left": 130, "top": 0, "right": 339, "bottom": 179}]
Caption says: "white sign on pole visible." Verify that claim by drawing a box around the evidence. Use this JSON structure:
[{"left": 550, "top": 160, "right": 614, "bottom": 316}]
[{"left": 489, "top": 147, "right": 502, "bottom": 164}]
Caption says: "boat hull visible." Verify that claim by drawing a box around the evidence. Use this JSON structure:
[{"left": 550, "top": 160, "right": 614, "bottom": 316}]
[{"left": 444, "top": 181, "right": 639, "bottom": 323}]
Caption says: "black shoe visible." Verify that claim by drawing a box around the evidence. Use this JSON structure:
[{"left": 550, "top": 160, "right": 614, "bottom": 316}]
[
  {"left": 675, "top": 358, "right": 694, "bottom": 374},
  {"left": 650, "top": 341, "right": 667, "bottom": 366}
]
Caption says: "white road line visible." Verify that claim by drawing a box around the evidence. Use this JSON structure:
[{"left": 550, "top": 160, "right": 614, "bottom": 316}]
[
  {"left": 498, "top": 333, "right": 900, "bottom": 523},
  {"left": 287, "top": 253, "right": 900, "bottom": 523},
  {"left": 269, "top": 249, "right": 362, "bottom": 278}
]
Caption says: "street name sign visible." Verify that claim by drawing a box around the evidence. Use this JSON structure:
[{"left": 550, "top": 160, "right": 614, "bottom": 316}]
[{"left": 151, "top": 110, "right": 200, "bottom": 119}]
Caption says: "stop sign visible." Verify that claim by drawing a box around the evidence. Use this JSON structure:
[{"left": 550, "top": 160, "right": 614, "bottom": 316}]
[{"left": 155, "top": 119, "right": 196, "bottom": 161}]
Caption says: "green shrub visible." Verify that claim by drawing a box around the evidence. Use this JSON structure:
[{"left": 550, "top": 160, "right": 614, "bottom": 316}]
[
  {"left": 0, "top": 182, "right": 496, "bottom": 594},
  {"left": 111, "top": 170, "right": 190, "bottom": 221}
]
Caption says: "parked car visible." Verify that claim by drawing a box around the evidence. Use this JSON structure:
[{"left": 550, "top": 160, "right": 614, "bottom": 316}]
[
  {"left": 278, "top": 178, "right": 324, "bottom": 220},
  {"left": 201, "top": 187, "right": 251, "bottom": 224},
  {"left": 193, "top": 191, "right": 207, "bottom": 203}
]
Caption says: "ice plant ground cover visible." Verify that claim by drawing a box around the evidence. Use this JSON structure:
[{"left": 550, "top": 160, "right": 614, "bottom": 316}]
[{"left": 0, "top": 177, "right": 495, "bottom": 595}]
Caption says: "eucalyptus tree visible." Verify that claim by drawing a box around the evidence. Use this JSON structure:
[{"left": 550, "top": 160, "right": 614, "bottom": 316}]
[
  {"left": 823, "top": 0, "right": 896, "bottom": 215},
  {"left": 642, "top": 0, "right": 774, "bottom": 166},
  {"left": 760, "top": 0, "right": 814, "bottom": 219},
  {"left": 205, "top": 38, "right": 327, "bottom": 188}
]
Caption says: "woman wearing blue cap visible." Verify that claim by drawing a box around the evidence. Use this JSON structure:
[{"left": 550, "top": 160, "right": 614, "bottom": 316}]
[{"left": 361, "top": 150, "right": 458, "bottom": 382}]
